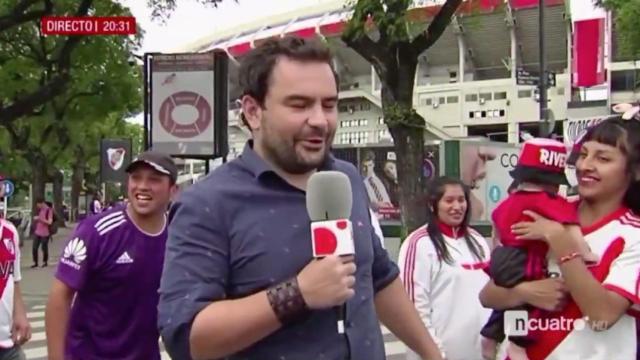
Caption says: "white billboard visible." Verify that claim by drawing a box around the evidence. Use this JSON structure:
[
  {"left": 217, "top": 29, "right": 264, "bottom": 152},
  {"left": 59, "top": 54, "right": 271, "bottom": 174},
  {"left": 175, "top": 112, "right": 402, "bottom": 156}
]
[
  {"left": 563, "top": 115, "right": 613, "bottom": 148},
  {"left": 459, "top": 141, "right": 521, "bottom": 223},
  {"left": 150, "top": 53, "right": 216, "bottom": 157}
]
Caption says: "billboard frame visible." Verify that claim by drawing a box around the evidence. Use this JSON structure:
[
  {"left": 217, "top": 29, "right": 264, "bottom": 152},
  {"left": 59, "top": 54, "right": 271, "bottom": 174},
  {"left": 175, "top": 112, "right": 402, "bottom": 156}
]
[{"left": 143, "top": 50, "right": 229, "bottom": 160}]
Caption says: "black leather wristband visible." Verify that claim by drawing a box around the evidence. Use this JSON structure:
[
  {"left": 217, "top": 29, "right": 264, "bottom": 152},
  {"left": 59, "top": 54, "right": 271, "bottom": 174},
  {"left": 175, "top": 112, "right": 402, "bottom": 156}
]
[{"left": 266, "top": 277, "right": 309, "bottom": 325}]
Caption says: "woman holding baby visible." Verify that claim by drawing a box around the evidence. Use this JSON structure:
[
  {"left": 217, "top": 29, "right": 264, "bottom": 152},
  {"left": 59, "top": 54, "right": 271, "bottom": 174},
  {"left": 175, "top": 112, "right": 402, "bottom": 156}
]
[{"left": 480, "top": 116, "right": 640, "bottom": 359}]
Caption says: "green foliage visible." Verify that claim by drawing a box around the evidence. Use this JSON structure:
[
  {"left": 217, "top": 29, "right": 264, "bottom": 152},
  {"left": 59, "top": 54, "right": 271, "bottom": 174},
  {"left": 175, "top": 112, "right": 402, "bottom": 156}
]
[
  {"left": 601, "top": 0, "right": 640, "bottom": 59},
  {"left": 383, "top": 103, "right": 425, "bottom": 129},
  {"left": 0, "top": 0, "right": 143, "bottom": 186},
  {"left": 343, "top": 0, "right": 415, "bottom": 43}
]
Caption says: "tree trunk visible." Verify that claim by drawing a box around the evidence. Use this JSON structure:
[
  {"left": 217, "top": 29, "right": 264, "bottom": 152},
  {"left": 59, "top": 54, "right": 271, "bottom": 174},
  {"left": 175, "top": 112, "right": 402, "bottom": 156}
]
[
  {"left": 379, "top": 55, "right": 427, "bottom": 234},
  {"left": 388, "top": 122, "right": 428, "bottom": 234},
  {"left": 70, "top": 148, "right": 85, "bottom": 222},
  {"left": 51, "top": 169, "right": 65, "bottom": 227},
  {"left": 30, "top": 157, "right": 46, "bottom": 214}
]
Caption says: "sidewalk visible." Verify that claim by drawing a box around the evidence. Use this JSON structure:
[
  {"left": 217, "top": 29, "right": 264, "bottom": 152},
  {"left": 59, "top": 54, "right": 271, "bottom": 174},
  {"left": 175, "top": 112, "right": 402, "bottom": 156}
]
[{"left": 19, "top": 223, "right": 77, "bottom": 303}]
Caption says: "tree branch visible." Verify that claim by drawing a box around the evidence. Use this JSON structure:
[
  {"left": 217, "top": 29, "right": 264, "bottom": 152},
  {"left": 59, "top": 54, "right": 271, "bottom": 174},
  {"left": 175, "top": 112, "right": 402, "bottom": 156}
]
[
  {"left": 0, "top": 0, "right": 93, "bottom": 125},
  {"left": 411, "top": 0, "right": 463, "bottom": 54},
  {"left": 341, "top": 34, "right": 389, "bottom": 79},
  {"left": 3, "top": 122, "right": 20, "bottom": 145},
  {"left": 49, "top": 132, "right": 71, "bottom": 163},
  {"left": 52, "top": 90, "right": 100, "bottom": 120},
  {"left": 0, "top": 0, "right": 53, "bottom": 33}
]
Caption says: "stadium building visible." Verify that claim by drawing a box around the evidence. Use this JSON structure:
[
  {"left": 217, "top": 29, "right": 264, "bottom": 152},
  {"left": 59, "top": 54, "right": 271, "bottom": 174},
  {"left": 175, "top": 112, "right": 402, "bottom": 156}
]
[{"left": 174, "top": 0, "right": 636, "bottom": 165}]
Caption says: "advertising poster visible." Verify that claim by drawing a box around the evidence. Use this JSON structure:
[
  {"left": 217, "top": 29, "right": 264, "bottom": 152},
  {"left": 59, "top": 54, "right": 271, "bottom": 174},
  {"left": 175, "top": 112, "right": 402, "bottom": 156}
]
[
  {"left": 150, "top": 53, "right": 216, "bottom": 156},
  {"left": 563, "top": 115, "right": 611, "bottom": 148},
  {"left": 332, "top": 144, "right": 441, "bottom": 221},
  {"left": 459, "top": 141, "right": 521, "bottom": 222}
]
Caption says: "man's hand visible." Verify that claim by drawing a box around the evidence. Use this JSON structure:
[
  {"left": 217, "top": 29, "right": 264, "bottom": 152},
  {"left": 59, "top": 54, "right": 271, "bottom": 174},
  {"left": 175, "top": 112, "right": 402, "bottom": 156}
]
[
  {"left": 514, "top": 278, "right": 568, "bottom": 312},
  {"left": 297, "top": 255, "right": 356, "bottom": 309},
  {"left": 11, "top": 311, "right": 31, "bottom": 345}
]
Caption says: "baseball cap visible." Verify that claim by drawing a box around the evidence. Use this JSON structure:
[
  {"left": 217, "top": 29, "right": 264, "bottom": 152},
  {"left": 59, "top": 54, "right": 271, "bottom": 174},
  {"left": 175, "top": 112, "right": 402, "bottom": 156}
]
[
  {"left": 126, "top": 151, "right": 178, "bottom": 183},
  {"left": 509, "top": 138, "right": 569, "bottom": 185}
]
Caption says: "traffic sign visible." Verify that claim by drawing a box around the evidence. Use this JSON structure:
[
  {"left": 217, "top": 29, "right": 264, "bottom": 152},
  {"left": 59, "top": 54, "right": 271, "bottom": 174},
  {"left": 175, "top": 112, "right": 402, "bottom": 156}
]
[
  {"left": 2, "top": 180, "right": 14, "bottom": 197},
  {"left": 516, "top": 68, "right": 556, "bottom": 87}
]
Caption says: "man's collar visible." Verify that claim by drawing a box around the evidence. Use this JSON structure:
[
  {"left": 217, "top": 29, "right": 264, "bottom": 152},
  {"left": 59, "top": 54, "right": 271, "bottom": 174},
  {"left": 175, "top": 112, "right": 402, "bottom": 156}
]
[{"left": 240, "top": 140, "right": 336, "bottom": 179}]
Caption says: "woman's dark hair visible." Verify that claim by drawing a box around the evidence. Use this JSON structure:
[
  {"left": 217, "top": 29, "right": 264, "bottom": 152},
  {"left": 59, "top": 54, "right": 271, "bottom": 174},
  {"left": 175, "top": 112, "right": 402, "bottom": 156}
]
[
  {"left": 426, "top": 176, "right": 485, "bottom": 264},
  {"left": 579, "top": 116, "right": 640, "bottom": 214}
]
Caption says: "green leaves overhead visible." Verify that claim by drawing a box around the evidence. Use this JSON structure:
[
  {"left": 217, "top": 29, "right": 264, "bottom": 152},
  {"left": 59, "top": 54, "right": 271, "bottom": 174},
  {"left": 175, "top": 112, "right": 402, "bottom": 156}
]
[
  {"left": 600, "top": 0, "right": 640, "bottom": 59},
  {"left": 0, "top": 0, "right": 142, "bottom": 190},
  {"left": 343, "top": 0, "right": 415, "bottom": 43}
]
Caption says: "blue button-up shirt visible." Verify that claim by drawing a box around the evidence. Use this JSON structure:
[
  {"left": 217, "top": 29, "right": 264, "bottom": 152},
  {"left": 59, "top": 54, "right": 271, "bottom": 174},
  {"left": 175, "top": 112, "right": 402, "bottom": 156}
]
[{"left": 158, "top": 141, "right": 400, "bottom": 360}]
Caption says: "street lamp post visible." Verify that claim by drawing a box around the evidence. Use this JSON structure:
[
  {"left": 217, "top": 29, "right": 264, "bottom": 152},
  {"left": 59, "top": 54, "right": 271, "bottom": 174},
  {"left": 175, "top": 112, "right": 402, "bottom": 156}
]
[{"left": 538, "top": 0, "right": 549, "bottom": 137}]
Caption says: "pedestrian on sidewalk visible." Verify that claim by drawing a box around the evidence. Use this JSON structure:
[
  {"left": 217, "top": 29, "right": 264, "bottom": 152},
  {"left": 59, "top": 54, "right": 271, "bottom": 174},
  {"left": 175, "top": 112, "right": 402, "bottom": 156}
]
[
  {"left": 0, "top": 183, "right": 32, "bottom": 360},
  {"left": 44, "top": 151, "right": 178, "bottom": 360},
  {"left": 31, "top": 198, "right": 52, "bottom": 268}
]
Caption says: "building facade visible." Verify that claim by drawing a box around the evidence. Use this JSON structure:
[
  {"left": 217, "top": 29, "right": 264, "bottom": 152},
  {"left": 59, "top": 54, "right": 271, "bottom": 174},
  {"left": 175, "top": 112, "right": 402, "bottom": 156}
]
[{"left": 176, "top": 0, "right": 638, "bottom": 157}]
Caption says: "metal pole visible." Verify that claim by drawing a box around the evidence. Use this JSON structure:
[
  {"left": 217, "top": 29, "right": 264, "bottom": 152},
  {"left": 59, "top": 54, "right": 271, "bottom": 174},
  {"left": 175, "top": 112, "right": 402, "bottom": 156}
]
[
  {"left": 538, "top": 0, "right": 548, "bottom": 137},
  {"left": 143, "top": 53, "right": 150, "bottom": 150}
]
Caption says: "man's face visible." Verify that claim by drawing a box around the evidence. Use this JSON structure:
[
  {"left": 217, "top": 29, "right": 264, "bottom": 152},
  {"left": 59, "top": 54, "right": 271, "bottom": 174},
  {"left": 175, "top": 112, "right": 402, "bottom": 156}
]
[
  {"left": 363, "top": 160, "right": 375, "bottom": 175},
  {"left": 127, "top": 166, "right": 176, "bottom": 217},
  {"left": 384, "top": 162, "right": 397, "bottom": 180},
  {"left": 460, "top": 145, "right": 496, "bottom": 189},
  {"left": 243, "top": 57, "right": 338, "bottom": 174}
]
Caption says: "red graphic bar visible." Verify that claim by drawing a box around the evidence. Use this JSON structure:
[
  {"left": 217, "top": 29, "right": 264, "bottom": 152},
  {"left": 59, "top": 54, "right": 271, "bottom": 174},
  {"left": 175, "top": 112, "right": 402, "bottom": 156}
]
[{"left": 41, "top": 16, "right": 136, "bottom": 35}]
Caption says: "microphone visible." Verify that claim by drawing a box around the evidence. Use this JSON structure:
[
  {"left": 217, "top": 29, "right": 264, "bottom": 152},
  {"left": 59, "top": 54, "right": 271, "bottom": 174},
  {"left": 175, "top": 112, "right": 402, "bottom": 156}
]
[{"left": 306, "top": 171, "right": 354, "bottom": 335}]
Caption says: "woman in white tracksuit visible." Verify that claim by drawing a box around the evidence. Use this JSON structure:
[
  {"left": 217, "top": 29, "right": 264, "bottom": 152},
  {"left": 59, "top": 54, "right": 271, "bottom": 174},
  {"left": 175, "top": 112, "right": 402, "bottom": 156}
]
[{"left": 398, "top": 176, "right": 492, "bottom": 360}]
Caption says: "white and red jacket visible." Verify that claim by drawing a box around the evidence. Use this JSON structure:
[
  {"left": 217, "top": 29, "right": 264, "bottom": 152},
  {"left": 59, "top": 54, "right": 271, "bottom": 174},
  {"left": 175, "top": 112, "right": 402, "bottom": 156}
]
[
  {"left": 398, "top": 222, "right": 492, "bottom": 360},
  {"left": 512, "top": 206, "right": 640, "bottom": 360},
  {"left": 0, "top": 219, "right": 21, "bottom": 348}
]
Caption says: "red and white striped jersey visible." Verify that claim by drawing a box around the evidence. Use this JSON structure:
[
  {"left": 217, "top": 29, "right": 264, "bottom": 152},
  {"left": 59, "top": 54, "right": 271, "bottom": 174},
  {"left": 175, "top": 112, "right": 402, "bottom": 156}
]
[
  {"left": 0, "top": 219, "right": 21, "bottom": 348},
  {"left": 398, "top": 223, "right": 492, "bottom": 360},
  {"left": 521, "top": 206, "right": 640, "bottom": 360}
]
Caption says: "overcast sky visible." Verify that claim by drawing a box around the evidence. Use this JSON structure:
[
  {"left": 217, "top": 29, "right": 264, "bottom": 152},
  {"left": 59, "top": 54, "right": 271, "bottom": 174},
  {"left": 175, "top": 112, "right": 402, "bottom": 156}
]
[
  {"left": 121, "top": 0, "right": 332, "bottom": 53},
  {"left": 121, "top": 0, "right": 340, "bottom": 124}
]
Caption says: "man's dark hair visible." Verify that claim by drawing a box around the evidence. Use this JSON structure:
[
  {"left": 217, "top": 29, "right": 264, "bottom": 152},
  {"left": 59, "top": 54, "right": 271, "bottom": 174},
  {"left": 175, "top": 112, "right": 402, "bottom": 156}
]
[{"left": 237, "top": 36, "right": 338, "bottom": 129}]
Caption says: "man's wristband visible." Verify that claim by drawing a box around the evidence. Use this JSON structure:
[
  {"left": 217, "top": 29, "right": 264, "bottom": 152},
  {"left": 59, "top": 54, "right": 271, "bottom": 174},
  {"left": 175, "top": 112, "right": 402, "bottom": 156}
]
[{"left": 266, "top": 277, "right": 309, "bottom": 325}]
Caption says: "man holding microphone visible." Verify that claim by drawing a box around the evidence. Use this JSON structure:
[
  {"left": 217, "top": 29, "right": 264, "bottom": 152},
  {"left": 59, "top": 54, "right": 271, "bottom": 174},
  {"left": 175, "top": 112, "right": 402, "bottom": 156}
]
[{"left": 158, "top": 36, "right": 442, "bottom": 360}]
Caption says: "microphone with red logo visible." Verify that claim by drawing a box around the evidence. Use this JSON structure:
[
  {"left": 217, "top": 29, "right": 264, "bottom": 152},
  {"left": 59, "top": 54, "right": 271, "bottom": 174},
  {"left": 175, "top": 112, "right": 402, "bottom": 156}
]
[{"left": 306, "top": 171, "right": 355, "bottom": 334}]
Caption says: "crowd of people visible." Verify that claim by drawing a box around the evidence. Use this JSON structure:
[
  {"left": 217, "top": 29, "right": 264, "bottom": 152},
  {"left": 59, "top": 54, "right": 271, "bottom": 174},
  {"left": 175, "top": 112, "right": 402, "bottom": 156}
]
[{"left": 0, "top": 36, "right": 638, "bottom": 360}]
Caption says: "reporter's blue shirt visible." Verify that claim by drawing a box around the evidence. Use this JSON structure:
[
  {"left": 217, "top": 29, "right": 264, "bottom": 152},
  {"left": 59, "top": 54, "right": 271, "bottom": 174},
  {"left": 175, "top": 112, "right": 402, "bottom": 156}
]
[{"left": 158, "top": 141, "right": 399, "bottom": 360}]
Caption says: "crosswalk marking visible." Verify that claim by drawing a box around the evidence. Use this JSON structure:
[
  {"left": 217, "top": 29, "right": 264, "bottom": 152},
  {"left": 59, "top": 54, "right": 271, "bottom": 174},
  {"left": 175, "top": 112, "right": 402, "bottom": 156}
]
[
  {"left": 27, "top": 311, "right": 43, "bottom": 319},
  {"left": 24, "top": 346, "right": 47, "bottom": 358},
  {"left": 20, "top": 305, "right": 405, "bottom": 359},
  {"left": 386, "top": 341, "right": 406, "bottom": 356}
]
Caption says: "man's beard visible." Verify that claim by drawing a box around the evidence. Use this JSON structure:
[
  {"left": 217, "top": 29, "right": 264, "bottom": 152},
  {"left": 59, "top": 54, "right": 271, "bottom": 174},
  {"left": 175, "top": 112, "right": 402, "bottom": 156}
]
[{"left": 261, "top": 126, "right": 332, "bottom": 175}]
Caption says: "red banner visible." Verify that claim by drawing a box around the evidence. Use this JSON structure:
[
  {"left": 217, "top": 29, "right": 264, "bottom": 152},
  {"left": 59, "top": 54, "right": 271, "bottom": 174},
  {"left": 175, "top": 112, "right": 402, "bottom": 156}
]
[{"left": 572, "top": 18, "right": 606, "bottom": 87}]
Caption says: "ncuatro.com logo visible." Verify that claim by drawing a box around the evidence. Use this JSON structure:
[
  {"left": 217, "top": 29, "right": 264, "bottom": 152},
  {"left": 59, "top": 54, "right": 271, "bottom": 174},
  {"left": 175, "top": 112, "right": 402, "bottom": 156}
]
[{"left": 504, "top": 310, "right": 607, "bottom": 336}]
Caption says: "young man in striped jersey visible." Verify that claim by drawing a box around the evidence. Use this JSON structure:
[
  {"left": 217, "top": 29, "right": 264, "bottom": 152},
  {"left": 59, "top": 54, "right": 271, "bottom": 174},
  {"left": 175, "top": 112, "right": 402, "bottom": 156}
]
[
  {"left": 44, "top": 151, "right": 178, "bottom": 360},
  {"left": 0, "top": 177, "right": 31, "bottom": 360}
]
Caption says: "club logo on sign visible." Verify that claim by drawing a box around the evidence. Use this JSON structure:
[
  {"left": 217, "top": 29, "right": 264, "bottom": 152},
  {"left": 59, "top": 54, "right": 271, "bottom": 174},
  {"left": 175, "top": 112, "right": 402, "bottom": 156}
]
[
  {"left": 107, "top": 148, "right": 126, "bottom": 170},
  {"left": 159, "top": 91, "right": 212, "bottom": 139}
]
